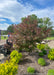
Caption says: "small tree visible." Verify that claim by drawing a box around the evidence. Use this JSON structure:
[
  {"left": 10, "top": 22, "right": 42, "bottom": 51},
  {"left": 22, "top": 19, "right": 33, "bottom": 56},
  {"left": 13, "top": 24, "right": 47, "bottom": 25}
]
[
  {"left": 7, "top": 24, "right": 14, "bottom": 33},
  {"left": 13, "top": 15, "right": 51, "bottom": 52}
]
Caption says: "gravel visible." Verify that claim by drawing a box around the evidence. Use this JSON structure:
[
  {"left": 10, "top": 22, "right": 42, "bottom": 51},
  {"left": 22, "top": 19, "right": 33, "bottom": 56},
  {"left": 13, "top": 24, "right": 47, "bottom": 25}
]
[
  {"left": 47, "top": 40, "right": 54, "bottom": 48},
  {"left": 0, "top": 40, "right": 6, "bottom": 45}
]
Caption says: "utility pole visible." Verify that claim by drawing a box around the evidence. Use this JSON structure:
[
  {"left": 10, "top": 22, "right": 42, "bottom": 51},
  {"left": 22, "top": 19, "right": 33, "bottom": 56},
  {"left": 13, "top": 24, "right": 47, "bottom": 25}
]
[{"left": 0, "top": 30, "right": 1, "bottom": 41}]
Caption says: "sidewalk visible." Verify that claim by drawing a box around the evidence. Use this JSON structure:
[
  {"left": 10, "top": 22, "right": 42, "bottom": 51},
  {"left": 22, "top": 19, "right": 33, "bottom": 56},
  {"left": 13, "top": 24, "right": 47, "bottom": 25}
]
[
  {"left": 0, "top": 40, "right": 6, "bottom": 63},
  {"left": 0, "top": 40, "right": 6, "bottom": 45}
]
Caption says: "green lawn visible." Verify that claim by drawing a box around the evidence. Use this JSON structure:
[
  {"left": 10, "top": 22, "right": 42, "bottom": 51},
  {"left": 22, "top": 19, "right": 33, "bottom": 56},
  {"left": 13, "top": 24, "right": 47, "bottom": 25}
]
[
  {"left": 1, "top": 36, "right": 8, "bottom": 40},
  {"left": 45, "top": 37, "right": 54, "bottom": 40},
  {"left": 1, "top": 36, "right": 54, "bottom": 40}
]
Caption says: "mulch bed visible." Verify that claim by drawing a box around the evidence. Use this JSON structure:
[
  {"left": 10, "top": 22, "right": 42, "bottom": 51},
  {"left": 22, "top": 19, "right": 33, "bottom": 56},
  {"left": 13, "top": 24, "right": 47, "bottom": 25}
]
[
  {"left": 0, "top": 40, "right": 54, "bottom": 75},
  {"left": 16, "top": 51, "right": 54, "bottom": 75}
]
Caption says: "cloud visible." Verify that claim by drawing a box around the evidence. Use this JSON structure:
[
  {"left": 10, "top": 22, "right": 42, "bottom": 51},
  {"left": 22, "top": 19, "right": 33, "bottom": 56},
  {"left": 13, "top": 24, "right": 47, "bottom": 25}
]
[
  {"left": 0, "top": 0, "right": 54, "bottom": 22},
  {"left": 0, "top": 23, "right": 9, "bottom": 30},
  {"left": 0, "top": 0, "right": 54, "bottom": 30},
  {"left": 0, "top": 19, "right": 6, "bottom": 22},
  {"left": 30, "top": 7, "right": 54, "bottom": 19},
  {"left": 0, "top": 0, "right": 32, "bottom": 23}
]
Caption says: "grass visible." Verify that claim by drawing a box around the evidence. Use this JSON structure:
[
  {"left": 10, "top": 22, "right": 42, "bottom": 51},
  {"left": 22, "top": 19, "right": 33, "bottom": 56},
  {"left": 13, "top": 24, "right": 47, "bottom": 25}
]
[
  {"left": 1, "top": 36, "right": 54, "bottom": 40},
  {"left": 45, "top": 37, "right": 54, "bottom": 40},
  {"left": 46, "top": 37, "right": 54, "bottom": 40},
  {"left": 1, "top": 36, "right": 8, "bottom": 40}
]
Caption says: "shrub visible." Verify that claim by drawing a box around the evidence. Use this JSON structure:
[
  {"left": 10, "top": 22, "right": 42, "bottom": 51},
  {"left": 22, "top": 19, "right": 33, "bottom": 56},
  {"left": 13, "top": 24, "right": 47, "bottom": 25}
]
[
  {"left": 37, "top": 44, "right": 45, "bottom": 50},
  {"left": 27, "top": 67, "right": 35, "bottom": 74},
  {"left": 10, "top": 50, "right": 22, "bottom": 64},
  {"left": 0, "top": 50, "right": 20, "bottom": 75},
  {"left": 37, "top": 44, "right": 40, "bottom": 49},
  {"left": 39, "top": 52, "right": 44, "bottom": 56},
  {"left": 36, "top": 50, "right": 39, "bottom": 53},
  {"left": 37, "top": 44, "right": 50, "bottom": 51},
  {"left": 42, "top": 50, "right": 47, "bottom": 55},
  {"left": 47, "top": 69, "right": 54, "bottom": 75},
  {"left": 48, "top": 49, "right": 54, "bottom": 60},
  {"left": 38, "top": 58, "right": 46, "bottom": 66},
  {"left": 0, "top": 61, "right": 18, "bottom": 75},
  {"left": 13, "top": 15, "right": 51, "bottom": 52},
  {"left": 45, "top": 44, "right": 50, "bottom": 50}
]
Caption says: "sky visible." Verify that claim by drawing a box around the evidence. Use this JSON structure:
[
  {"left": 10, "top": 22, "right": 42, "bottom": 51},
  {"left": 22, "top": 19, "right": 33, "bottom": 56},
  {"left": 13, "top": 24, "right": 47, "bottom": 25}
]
[{"left": 0, "top": 0, "right": 54, "bottom": 30}]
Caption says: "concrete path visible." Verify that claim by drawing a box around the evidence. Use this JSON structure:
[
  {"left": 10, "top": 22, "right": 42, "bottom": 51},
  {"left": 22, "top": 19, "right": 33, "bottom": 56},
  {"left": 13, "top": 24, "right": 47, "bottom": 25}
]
[
  {"left": 47, "top": 40, "right": 54, "bottom": 48},
  {"left": 0, "top": 53, "right": 7, "bottom": 63},
  {"left": 0, "top": 40, "right": 7, "bottom": 63},
  {"left": 0, "top": 40, "right": 6, "bottom": 45}
]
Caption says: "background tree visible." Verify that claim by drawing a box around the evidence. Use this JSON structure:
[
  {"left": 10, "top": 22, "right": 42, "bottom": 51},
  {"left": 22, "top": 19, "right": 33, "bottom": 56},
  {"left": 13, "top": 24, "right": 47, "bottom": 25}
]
[
  {"left": 22, "top": 14, "right": 53, "bottom": 29},
  {"left": 21, "top": 14, "right": 53, "bottom": 37},
  {"left": 21, "top": 14, "right": 37, "bottom": 23},
  {"left": 38, "top": 17, "right": 53, "bottom": 29},
  {"left": 50, "top": 29, "right": 54, "bottom": 36},
  {"left": 1, "top": 30, "right": 7, "bottom": 35},
  {"left": 7, "top": 24, "right": 14, "bottom": 33}
]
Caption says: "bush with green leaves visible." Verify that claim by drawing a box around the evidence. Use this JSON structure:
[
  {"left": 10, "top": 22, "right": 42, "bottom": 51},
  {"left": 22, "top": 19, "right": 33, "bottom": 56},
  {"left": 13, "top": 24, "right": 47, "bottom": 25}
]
[
  {"left": 39, "top": 52, "right": 44, "bottom": 56},
  {"left": 10, "top": 50, "right": 22, "bottom": 64},
  {"left": 0, "top": 50, "right": 22, "bottom": 75},
  {"left": 0, "top": 61, "right": 18, "bottom": 75},
  {"left": 47, "top": 69, "right": 54, "bottom": 75},
  {"left": 27, "top": 67, "right": 35, "bottom": 74},
  {"left": 45, "top": 44, "right": 50, "bottom": 50},
  {"left": 42, "top": 50, "right": 47, "bottom": 55},
  {"left": 36, "top": 50, "right": 39, "bottom": 53},
  {"left": 37, "top": 44, "right": 45, "bottom": 50},
  {"left": 38, "top": 58, "right": 46, "bottom": 66},
  {"left": 37, "top": 44, "right": 50, "bottom": 51},
  {"left": 48, "top": 49, "right": 54, "bottom": 60}
]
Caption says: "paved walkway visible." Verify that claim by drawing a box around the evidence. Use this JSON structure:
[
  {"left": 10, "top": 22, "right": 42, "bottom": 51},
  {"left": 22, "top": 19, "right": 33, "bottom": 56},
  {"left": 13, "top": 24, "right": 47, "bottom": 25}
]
[
  {"left": 47, "top": 40, "right": 54, "bottom": 48},
  {"left": 0, "top": 53, "right": 7, "bottom": 63},
  {"left": 0, "top": 40, "right": 6, "bottom": 63},
  {"left": 0, "top": 40, "right": 6, "bottom": 45}
]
